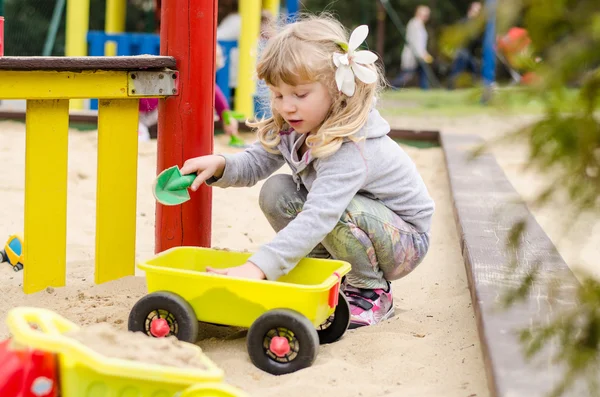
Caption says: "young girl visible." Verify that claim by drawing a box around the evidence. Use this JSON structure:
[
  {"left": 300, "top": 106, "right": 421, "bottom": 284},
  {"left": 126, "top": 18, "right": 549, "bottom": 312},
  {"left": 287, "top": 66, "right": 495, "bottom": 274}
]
[{"left": 180, "top": 15, "right": 434, "bottom": 328}]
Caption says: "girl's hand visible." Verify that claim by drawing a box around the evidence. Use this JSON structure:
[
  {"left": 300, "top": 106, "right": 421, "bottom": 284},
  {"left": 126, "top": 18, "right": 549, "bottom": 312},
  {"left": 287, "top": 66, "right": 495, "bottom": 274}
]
[
  {"left": 180, "top": 155, "right": 226, "bottom": 191},
  {"left": 206, "top": 262, "right": 266, "bottom": 280}
]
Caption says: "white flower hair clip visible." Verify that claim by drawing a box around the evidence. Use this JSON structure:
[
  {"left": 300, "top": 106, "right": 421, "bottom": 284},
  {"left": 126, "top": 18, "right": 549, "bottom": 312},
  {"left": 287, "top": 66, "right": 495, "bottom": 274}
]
[{"left": 333, "top": 25, "right": 378, "bottom": 97}]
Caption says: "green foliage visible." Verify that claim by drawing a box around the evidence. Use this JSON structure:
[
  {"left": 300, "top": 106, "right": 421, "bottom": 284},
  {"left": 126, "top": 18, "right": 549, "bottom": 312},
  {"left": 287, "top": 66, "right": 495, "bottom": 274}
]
[
  {"left": 488, "top": 0, "right": 600, "bottom": 214},
  {"left": 451, "top": 0, "right": 600, "bottom": 395},
  {"left": 2, "top": 0, "right": 155, "bottom": 56},
  {"left": 303, "top": 0, "right": 475, "bottom": 77},
  {"left": 438, "top": 11, "right": 485, "bottom": 59},
  {"left": 519, "top": 278, "right": 600, "bottom": 397}
]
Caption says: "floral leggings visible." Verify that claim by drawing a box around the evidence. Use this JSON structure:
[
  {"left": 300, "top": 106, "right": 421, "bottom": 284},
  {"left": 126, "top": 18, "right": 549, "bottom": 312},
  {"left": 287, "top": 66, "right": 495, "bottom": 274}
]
[{"left": 259, "top": 174, "right": 430, "bottom": 289}]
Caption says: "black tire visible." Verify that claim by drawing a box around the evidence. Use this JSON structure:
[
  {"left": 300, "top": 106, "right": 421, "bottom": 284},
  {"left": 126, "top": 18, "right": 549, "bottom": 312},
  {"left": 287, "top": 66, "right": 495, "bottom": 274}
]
[
  {"left": 317, "top": 292, "right": 350, "bottom": 344},
  {"left": 128, "top": 291, "right": 199, "bottom": 343},
  {"left": 247, "top": 309, "right": 319, "bottom": 375},
  {"left": 0, "top": 249, "right": 6, "bottom": 263},
  {"left": 13, "top": 263, "right": 23, "bottom": 272}
]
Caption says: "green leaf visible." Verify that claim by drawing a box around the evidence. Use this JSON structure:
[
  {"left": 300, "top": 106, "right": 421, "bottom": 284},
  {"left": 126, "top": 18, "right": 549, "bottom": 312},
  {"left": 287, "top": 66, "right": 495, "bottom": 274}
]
[{"left": 336, "top": 42, "right": 349, "bottom": 52}]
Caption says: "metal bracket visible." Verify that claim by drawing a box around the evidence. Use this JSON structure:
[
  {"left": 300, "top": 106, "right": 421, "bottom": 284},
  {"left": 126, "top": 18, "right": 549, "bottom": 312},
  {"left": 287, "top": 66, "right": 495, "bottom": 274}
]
[{"left": 127, "top": 70, "right": 179, "bottom": 97}]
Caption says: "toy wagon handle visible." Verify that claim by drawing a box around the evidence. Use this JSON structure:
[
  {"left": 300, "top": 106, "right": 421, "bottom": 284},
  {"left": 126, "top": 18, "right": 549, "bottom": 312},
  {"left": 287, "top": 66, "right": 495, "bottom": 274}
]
[{"left": 6, "top": 307, "right": 77, "bottom": 350}]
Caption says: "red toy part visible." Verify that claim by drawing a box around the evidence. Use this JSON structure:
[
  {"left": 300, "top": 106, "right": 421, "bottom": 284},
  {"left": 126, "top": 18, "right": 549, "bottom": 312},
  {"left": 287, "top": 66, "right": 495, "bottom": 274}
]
[
  {"left": 0, "top": 17, "right": 4, "bottom": 57},
  {"left": 328, "top": 272, "right": 341, "bottom": 308},
  {"left": 498, "top": 27, "right": 531, "bottom": 54},
  {"left": 150, "top": 318, "right": 170, "bottom": 338},
  {"left": 0, "top": 339, "right": 59, "bottom": 397},
  {"left": 498, "top": 27, "right": 532, "bottom": 66},
  {"left": 269, "top": 336, "right": 291, "bottom": 357},
  {"left": 521, "top": 71, "right": 540, "bottom": 85}
]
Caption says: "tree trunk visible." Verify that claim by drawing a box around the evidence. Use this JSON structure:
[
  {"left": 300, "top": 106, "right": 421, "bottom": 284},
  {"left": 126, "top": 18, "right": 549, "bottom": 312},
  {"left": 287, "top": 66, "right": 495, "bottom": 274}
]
[{"left": 376, "top": 0, "right": 385, "bottom": 58}]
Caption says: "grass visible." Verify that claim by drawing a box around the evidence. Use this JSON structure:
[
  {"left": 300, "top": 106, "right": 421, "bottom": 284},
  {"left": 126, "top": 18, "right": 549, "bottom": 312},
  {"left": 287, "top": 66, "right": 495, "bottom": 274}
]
[
  {"left": 393, "top": 138, "right": 440, "bottom": 149},
  {"left": 378, "top": 86, "right": 565, "bottom": 118}
]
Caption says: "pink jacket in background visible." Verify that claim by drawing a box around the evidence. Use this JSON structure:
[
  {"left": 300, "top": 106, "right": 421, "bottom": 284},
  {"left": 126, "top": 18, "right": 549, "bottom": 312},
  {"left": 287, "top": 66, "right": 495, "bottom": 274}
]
[
  {"left": 139, "top": 98, "right": 159, "bottom": 113},
  {"left": 138, "top": 88, "right": 229, "bottom": 119}
]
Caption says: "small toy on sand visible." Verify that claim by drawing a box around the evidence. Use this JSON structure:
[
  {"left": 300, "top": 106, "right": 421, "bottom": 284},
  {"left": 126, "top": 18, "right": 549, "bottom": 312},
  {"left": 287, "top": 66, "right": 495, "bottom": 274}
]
[{"left": 0, "top": 234, "right": 24, "bottom": 272}]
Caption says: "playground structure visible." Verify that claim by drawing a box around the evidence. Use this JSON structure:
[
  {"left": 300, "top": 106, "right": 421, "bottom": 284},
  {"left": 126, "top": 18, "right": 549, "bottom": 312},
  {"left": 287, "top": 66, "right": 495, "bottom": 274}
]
[
  {"left": 63, "top": 0, "right": 299, "bottom": 117},
  {"left": 0, "top": 0, "right": 216, "bottom": 294},
  {"left": 0, "top": 16, "right": 3, "bottom": 56},
  {"left": 0, "top": 57, "right": 178, "bottom": 294}
]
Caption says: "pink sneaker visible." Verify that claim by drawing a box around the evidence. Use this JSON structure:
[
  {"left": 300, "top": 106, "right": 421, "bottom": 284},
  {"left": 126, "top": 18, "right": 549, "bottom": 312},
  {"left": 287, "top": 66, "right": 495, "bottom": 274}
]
[{"left": 344, "top": 282, "right": 394, "bottom": 329}]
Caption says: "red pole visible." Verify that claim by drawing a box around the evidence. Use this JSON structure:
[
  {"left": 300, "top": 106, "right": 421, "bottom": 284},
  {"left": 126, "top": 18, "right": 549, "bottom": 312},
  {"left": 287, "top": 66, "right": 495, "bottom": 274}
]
[
  {"left": 156, "top": 0, "right": 215, "bottom": 252},
  {"left": 0, "top": 17, "right": 4, "bottom": 56}
]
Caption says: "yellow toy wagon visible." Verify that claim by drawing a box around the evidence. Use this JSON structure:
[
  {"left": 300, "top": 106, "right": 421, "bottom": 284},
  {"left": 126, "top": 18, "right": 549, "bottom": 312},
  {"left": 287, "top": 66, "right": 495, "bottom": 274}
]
[
  {"left": 4, "top": 306, "right": 246, "bottom": 397},
  {"left": 128, "top": 247, "right": 352, "bottom": 375}
]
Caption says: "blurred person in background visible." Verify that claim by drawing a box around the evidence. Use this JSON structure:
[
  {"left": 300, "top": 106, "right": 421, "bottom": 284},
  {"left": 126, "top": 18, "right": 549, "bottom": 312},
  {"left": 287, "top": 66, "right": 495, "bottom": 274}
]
[{"left": 391, "top": 5, "right": 432, "bottom": 90}]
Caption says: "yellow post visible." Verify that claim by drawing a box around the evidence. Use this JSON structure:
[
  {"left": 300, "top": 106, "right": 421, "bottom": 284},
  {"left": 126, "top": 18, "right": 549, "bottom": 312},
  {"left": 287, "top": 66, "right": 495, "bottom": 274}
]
[
  {"left": 105, "top": 0, "right": 127, "bottom": 56},
  {"left": 23, "top": 100, "right": 70, "bottom": 294},
  {"left": 263, "top": 0, "right": 280, "bottom": 17},
  {"left": 65, "top": 0, "right": 90, "bottom": 110},
  {"left": 234, "top": 0, "right": 262, "bottom": 117},
  {"left": 95, "top": 99, "right": 139, "bottom": 284}
]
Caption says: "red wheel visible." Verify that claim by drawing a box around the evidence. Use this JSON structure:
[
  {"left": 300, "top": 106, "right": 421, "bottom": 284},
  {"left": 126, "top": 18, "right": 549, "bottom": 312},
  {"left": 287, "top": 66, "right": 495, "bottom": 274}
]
[{"left": 128, "top": 291, "right": 199, "bottom": 343}]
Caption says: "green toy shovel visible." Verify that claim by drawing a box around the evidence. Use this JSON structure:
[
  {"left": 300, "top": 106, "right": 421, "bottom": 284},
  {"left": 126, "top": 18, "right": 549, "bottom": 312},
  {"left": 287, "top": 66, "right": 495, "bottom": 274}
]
[{"left": 153, "top": 166, "right": 197, "bottom": 206}]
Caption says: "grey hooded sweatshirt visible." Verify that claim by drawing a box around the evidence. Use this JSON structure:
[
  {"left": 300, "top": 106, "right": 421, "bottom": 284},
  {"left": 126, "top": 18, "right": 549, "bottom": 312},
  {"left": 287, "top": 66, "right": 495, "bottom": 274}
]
[{"left": 210, "top": 109, "right": 434, "bottom": 280}]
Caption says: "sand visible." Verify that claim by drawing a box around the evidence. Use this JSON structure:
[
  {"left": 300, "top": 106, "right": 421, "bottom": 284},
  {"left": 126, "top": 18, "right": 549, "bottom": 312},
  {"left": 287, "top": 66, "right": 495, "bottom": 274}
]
[
  {"left": 3, "top": 112, "right": 594, "bottom": 396},
  {"left": 67, "top": 322, "right": 208, "bottom": 369}
]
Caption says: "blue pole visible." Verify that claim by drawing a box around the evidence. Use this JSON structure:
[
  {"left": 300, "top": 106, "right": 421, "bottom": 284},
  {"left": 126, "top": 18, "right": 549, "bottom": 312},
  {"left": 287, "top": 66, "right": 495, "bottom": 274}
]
[
  {"left": 287, "top": 0, "right": 299, "bottom": 21},
  {"left": 481, "top": 0, "right": 497, "bottom": 102},
  {"left": 216, "top": 40, "right": 237, "bottom": 105}
]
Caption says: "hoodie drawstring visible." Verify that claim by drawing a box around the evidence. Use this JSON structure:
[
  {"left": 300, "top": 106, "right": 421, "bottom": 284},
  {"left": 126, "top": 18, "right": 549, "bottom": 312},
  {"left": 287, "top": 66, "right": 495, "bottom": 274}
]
[{"left": 292, "top": 174, "right": 301, "bottom": 191}]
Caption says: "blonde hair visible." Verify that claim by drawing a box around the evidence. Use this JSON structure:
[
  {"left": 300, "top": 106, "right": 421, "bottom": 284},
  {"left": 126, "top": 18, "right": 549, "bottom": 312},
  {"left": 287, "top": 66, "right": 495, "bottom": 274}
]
[{"left": 248, "top": 14, "right": 384, "bottom": 158}]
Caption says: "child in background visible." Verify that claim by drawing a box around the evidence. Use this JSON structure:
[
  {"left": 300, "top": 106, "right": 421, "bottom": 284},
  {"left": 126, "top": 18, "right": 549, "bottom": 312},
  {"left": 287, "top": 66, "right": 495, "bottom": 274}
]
[
  {"left": 216, "top": 1, "right": 241, "bottom": 105},
  {"left": 180, "top": 15, "right": 434, "bottom": 328},
  {"left": 138, "top": 98, "right": 158, "bottom": 142},
  {"left": 216, "top": 43, "right": 247, "bottom": 148},
  {"left": 141, "top": 46, "right": 246, "bottom": 146}
]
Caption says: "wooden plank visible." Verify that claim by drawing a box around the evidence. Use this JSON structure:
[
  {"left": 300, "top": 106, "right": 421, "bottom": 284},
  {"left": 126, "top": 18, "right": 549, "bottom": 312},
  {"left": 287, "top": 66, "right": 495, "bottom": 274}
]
[
  {"left": 0, "top": 56, "right": 176, "bottom": 70},
  {"left": 95, "top": 99, "right": 139, "bottom": 284},
  {"left": 23, "top": 99, "right": 70, "bottom": 294},
  {"left": 388, "top": 128, "right": 439, "bottom": 142},
  {"left": 0, "top": 70, "right": 130, "bottom": 100},
  {"left": 441, "top": 133, "right": 582, "bottom": 397}
]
